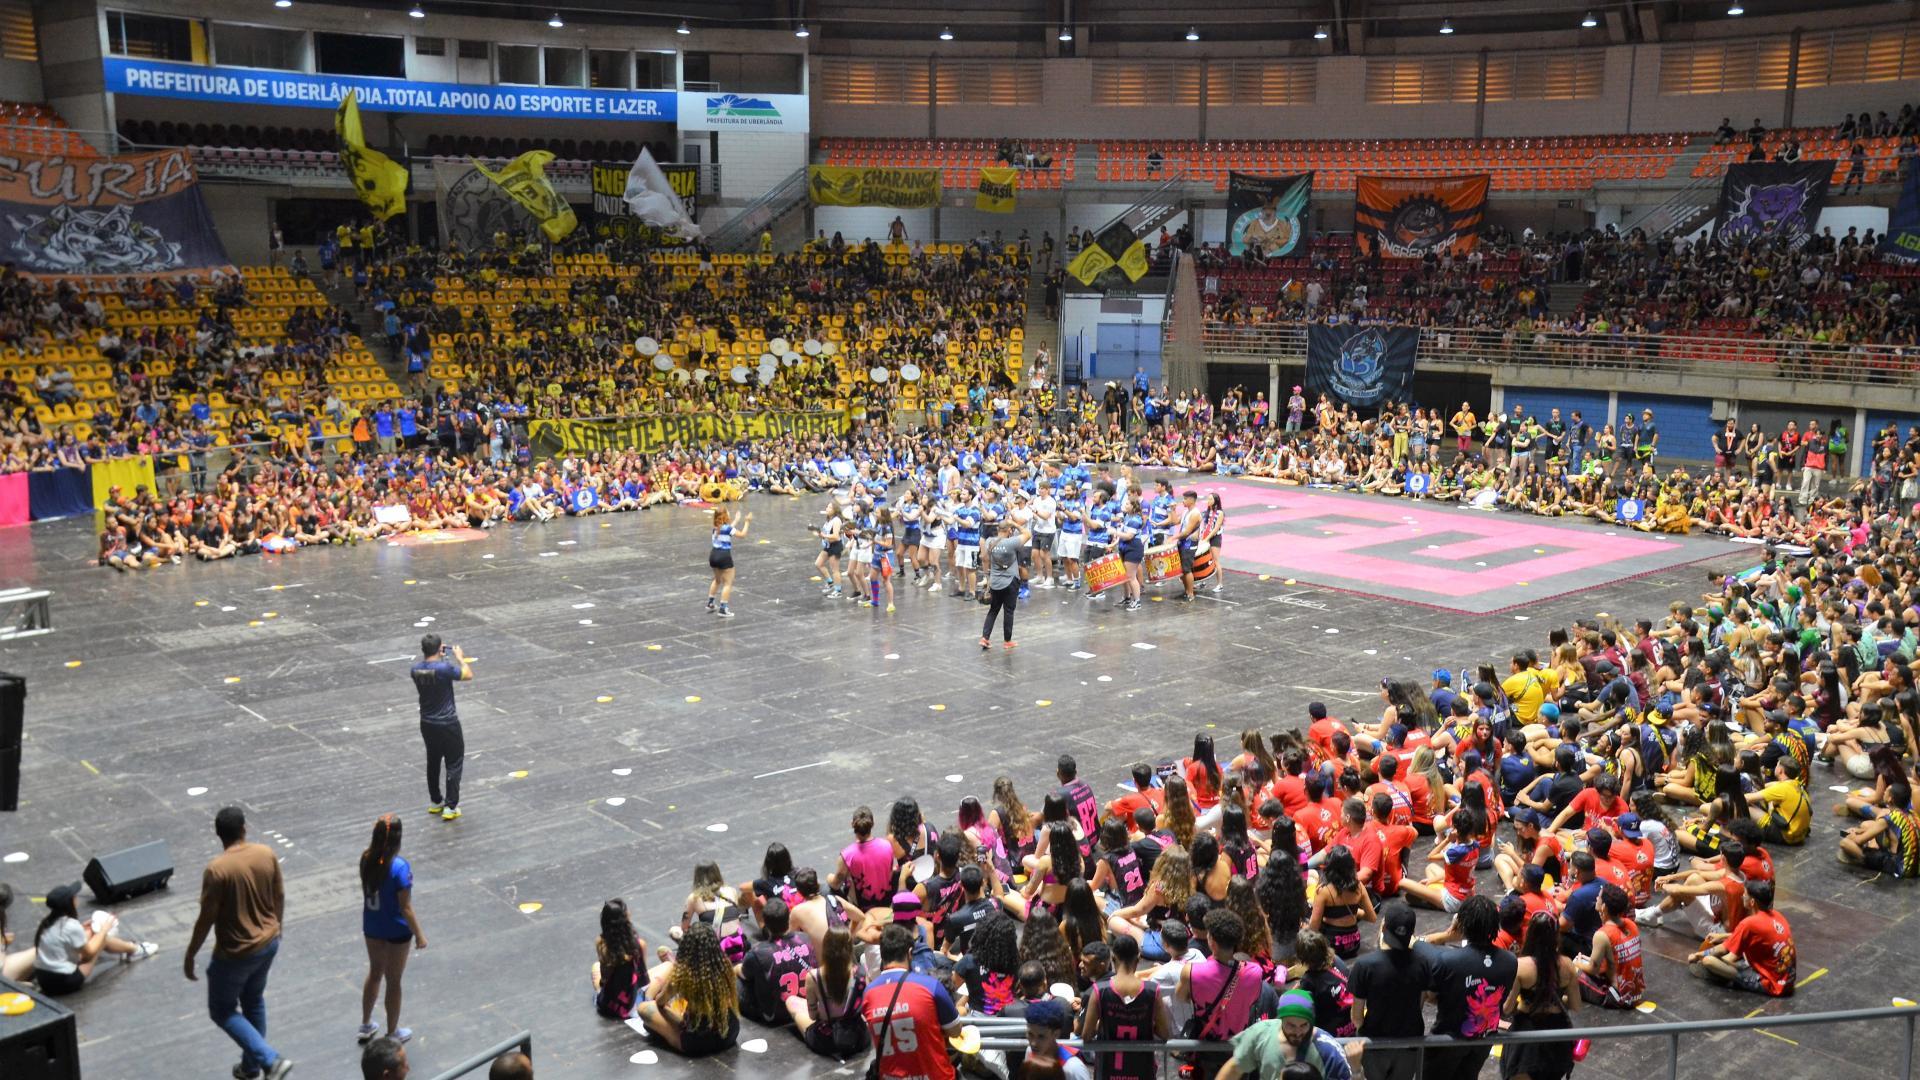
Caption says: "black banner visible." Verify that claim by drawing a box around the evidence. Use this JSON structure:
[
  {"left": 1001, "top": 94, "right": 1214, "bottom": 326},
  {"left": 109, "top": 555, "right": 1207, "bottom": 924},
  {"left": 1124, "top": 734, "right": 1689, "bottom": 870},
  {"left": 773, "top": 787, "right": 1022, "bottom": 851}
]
[
  {"left": 1227, "top": 172, "right": 1312, "bottom": 257},
  {"left": 1883, "top": 163, "right": 1920, "bottom": 263},
  {"left": 1713, "top": 160, "right": 1831, "bottom": 250},
  {"left": 1305, "top": 324, "right": 1418, "bottom": 408}
]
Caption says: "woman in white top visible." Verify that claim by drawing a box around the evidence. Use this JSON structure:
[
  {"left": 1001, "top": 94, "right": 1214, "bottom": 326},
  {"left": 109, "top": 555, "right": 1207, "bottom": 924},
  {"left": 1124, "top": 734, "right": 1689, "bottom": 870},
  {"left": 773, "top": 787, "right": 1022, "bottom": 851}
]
[{"left": 31, "top": 881, "right": 156, "bottom": 995}]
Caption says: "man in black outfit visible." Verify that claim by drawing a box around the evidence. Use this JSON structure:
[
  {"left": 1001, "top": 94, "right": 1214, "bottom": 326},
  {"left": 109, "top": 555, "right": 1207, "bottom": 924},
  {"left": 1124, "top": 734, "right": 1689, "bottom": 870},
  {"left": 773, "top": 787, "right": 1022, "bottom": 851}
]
[
  {"left": 1348, "top": 903, "right": 1435, "bottom": 1080},
  {"left": 980, "top": 520, "right": 1031, "bottom": 650},
  {"left": 410, "top": 633, "right": 472, "bottom": 821},
  {"left": 737, "top": 898, "right": 815, "bottom": 1025},
  {"left": 1425, "top": 895, "right": 1518, "bottom": 1080}
]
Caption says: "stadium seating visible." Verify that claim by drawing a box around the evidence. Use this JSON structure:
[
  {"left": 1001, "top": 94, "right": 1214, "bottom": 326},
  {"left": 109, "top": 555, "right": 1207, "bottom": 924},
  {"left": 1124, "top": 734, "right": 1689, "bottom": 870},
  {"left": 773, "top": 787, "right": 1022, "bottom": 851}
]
[
  {"left": 0, "top": 101, "right": 99, "bottom": 158},
  {"left": 1692, "top": 126, "right": 1906, "bottom": 183},
  {"left": 1098, "top": 135, "right": 1691, "bottom": 190}
]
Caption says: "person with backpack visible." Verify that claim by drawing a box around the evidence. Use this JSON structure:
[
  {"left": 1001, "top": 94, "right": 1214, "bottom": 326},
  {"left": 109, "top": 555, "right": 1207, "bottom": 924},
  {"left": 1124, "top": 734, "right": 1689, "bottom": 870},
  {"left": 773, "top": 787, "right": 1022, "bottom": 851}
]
[{"left": 1175, "top": 908, "right": 1263, "bottom": 1079}]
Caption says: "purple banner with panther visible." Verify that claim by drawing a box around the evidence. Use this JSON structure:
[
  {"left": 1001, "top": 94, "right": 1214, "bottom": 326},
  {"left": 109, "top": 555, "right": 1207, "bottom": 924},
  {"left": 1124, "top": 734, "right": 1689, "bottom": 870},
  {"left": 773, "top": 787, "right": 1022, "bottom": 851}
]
[
  {"left": 0, "top": 148, "right": 232, "bottom": 277},
  {"left": 1712, "top": 160, "right": 1831, "bottom": 251}
]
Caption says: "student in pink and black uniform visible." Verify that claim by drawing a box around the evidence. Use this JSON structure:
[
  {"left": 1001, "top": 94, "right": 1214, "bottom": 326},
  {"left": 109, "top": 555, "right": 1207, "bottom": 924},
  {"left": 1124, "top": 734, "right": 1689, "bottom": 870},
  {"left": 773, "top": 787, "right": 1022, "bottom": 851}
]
[
  {"left": 1089, "top": 819, "right": 1149, "bottom": 917},
  {"left": 1176, "top": 908, "right": 1265, "bottom": 1080},
  {"left": 1056, "top": 754, "right": 1101, "bottom": 859},
  {"left": 736, "top": 898, "right": 816, "bottom": 1026},
  {"left": 831, "top": 807, "right": 896, "bottom": 911},
  {"left": 1079, "top": 933, "right": 1170, "bottom": 1080}
]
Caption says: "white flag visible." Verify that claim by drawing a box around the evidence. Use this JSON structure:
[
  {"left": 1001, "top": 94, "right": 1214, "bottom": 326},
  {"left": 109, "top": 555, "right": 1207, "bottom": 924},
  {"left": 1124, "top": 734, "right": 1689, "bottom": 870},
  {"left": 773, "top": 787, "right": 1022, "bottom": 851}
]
[{"left": 623, "top": 147, "right": 699, "bottom": 239}]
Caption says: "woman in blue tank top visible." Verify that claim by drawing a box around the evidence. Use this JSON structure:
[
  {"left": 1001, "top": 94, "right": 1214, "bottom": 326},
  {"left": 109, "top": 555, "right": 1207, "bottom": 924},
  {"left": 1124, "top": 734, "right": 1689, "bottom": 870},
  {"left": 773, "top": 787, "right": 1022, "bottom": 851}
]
[{"left": 706, "top": 507, "right": 751, "bottom": 618}]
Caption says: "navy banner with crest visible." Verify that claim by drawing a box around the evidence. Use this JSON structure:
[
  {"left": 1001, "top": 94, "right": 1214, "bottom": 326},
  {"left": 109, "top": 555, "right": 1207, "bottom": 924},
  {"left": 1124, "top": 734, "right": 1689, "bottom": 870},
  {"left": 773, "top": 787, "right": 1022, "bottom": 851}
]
[
  {"left": 1306, "top": 323, "right": 1418, "bottom": 408},
  {"left": 1713, "top": 161, "right": 1831, "bottom": 250},
  {"left": 1882, "top": 164, "right": 1920, "bottom": 263}
]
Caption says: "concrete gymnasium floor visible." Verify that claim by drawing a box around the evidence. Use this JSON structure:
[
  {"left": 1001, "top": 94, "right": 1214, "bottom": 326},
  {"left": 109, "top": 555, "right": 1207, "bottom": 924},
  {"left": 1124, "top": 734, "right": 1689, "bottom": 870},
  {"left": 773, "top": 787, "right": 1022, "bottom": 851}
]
[{"left": 0, "top": 486, "right": 1915, "bottom": 1079}]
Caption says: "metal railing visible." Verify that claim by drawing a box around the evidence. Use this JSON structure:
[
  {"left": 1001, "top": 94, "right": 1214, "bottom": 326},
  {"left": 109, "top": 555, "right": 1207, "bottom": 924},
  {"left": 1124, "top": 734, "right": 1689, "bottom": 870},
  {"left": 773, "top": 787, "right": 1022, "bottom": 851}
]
[
  {"left": 1195, "top": 319, "right": 1920, "bottom": 388},
  {"left": 426, "top": 1030, "right": 532, "bottom": 1080},
  {"left": 705, "top": 165, "right": 810, "bottom": 252},
  {"left": 970, "top": 1003, "right": 1920, "bottom": 1080}
]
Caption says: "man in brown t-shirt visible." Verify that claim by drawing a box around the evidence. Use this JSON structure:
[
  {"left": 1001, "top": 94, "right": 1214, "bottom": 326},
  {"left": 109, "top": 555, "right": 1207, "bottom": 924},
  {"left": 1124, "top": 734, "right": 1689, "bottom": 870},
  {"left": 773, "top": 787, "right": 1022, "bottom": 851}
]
[{"left": 184, "top": 806, "right": 292, "bottom": 1080}]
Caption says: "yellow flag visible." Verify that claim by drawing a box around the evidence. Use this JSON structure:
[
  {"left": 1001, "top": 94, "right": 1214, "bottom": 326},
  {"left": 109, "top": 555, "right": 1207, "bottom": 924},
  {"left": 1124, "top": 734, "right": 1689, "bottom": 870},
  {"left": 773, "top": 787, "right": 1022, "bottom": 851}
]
[
  {"left": 1117, "top": 239, "right": 1151, "bottom": 282},
  {"left": 334, "top": 90, "right": 409, "bottom": 222},
  {"left": 975, "top": 166, "right": 1018, "bottom": 213},
  {"left": 474, "top": 150, "right": 577, "bottom": 243},
  {"left": 1067, "top": 244, "right": 1114, "bottom": 286}
]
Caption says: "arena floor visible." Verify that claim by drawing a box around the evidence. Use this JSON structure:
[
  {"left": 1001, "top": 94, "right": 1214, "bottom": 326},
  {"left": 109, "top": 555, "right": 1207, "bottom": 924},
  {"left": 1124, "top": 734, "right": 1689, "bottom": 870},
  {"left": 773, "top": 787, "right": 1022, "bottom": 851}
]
[{"left": 0, "top": 487, "right": 1916, "bottom": 1080}]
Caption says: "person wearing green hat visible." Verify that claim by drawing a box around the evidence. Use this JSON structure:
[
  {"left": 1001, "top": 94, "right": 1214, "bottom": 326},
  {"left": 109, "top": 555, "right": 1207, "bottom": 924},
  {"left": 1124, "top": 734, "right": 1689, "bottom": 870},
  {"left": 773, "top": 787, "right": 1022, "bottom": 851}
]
[{"left": 1217, "top": 988, "right": 1354, "bottom": 1080}]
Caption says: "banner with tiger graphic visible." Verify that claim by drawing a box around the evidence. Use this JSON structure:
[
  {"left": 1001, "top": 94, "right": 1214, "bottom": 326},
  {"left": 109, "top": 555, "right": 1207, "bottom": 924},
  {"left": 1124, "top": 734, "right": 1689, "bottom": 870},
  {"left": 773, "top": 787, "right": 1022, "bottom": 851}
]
[
  {"left": 0, "top": 148, "right": 232, "bottom": 277},
  {"left": 1354, "top": 174, "right": 1488, "bottom": 258}
]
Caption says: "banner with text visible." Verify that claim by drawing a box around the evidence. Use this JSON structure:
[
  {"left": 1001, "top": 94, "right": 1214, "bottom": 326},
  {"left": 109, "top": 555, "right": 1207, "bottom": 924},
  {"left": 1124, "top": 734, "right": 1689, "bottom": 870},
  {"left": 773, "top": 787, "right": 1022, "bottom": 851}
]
[
  {"left": 0, "top": 148, "right": 230, "bottom": 276},
  {"left": 1713, "top": 160, "right": 1831, "bottom": 251},
  {"left": 975, "top": 166, "right": 1019, "bottom": 213},
  {"left": 103, "top": 57, "right": 678, "bottom": 121},
  {"left": 1354, "top": 174, "right": 1488, "bottom": 258},
  {"left": 591, "top": 160, "right": 696, "bottom": 241},
  {"left": 1305, "top": 323, "right": 1418, "bottom": 408},
  {"left": 530, "top": 410, "right": 851, "bottom": 455},
  {"left": 1882, "top": 164, "right": 1920, "bottom": 263},
  {"left": 1227, "top": 171, "right": 1312, "bottom": 258},
  {"left": 807, "top": 166, "right": 941, "bottom": 209}
]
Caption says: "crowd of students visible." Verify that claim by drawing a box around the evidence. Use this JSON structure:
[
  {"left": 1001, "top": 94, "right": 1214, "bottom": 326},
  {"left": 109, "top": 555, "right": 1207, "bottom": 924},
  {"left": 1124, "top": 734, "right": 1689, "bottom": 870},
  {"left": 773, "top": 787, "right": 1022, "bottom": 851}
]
[{"left": 592, "top": 491, "right": 1920, "bottom": 1080}]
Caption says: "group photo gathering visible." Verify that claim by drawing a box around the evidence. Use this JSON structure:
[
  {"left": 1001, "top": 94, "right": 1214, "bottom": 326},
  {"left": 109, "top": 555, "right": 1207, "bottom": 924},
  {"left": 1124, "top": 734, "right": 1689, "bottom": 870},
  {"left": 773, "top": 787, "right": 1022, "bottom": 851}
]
[{"left": 16, "top": 3, "right": 1920, "bottom": 1080}]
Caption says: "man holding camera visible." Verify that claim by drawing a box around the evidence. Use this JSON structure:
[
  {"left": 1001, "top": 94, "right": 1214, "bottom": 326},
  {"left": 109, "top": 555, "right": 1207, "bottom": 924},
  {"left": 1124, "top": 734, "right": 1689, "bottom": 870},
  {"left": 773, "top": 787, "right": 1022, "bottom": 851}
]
[{"left": 411, "top": 634, "right": 473, "bottom": 821}]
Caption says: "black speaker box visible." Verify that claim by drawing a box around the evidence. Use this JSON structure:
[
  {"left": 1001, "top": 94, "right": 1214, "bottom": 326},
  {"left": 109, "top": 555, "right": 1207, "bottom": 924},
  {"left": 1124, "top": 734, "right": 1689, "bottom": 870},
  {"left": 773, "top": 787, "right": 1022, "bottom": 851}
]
[
  {"left": 0, "top": 672, "right": 21, "bottom": 812},
  {"left": 0, "top": 976, "right": 79, "bottom": 1080},
  {"left": 83, "top": 840, "right": 174, "bottom": 904}
]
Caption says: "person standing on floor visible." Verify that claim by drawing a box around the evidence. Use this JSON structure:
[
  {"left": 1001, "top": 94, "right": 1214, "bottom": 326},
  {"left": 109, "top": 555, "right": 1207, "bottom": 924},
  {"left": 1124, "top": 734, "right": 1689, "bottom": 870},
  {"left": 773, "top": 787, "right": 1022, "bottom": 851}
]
[
  {"left": 411, "top": 633, "right": 472, "bottom": 821},
  {"left": 980, "top": 519, "right": 1032, "bottom": 651},
  {"left": 184, "top": 806, "right": 292, "bottom": 1080},
  {"left": 359, "top": 814, "right": 427, "bottom": 1045}
]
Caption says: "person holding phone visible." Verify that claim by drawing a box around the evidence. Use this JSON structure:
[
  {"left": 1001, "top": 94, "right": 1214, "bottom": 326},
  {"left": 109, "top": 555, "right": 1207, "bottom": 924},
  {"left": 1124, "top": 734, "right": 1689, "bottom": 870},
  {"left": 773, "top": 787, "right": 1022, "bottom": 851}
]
[{"left": 411, "top": 633, "right": 472, "bottom": 822}]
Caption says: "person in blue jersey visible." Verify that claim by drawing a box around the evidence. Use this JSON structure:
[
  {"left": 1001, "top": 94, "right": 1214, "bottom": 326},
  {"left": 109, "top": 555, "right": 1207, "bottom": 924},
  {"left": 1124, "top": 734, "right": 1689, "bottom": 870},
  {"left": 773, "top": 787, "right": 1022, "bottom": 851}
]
[
  {"left": 811, "top": 498, "right": 847, "bottom": 599},
  {"left": 868, "top": 508, "right": 897, "bottom": 613},
  {"left": 1115, "top": 493, "right": 1148, "bottom": 612},
  {"left": 896, "top": 490, "right": 926, "bottom": 587},
  {"left": 706, "top": 507, "right": 752, "bottom": 618},
  {"left": 1148, "top": 479, "right": 1178, "bottom": 546},
  {"left": 411, "top": 633, "right": 472, "bottom": 821},
  {"left": 1055, "top": 482, "right": 1086, "bottom": 589},
  {"left": 1083, "top": 490, "right": 1115, "bottom": 602},
  {"left": 950, "top": 490, "right": 983, "bottom": 600},
  {"left": 357, "top": 814, "right": 426, "bottom": 1045}
]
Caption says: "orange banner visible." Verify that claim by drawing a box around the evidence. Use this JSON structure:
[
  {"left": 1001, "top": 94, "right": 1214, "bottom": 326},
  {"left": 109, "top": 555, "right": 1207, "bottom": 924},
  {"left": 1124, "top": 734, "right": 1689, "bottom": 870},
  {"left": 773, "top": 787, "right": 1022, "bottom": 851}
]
[{"left": 1354, "top": 174, "right": 1488, "bottom": 258}]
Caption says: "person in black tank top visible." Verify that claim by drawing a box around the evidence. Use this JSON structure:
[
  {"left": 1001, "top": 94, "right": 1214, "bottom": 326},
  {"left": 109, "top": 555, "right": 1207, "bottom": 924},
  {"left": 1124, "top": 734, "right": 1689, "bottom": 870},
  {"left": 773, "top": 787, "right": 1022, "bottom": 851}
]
[
  {"left": 914, "top": 834, "right": 967, "bottom": 947},
  {"left": 1078, "top": 935, "right": 1170, "bottom": 1080}
]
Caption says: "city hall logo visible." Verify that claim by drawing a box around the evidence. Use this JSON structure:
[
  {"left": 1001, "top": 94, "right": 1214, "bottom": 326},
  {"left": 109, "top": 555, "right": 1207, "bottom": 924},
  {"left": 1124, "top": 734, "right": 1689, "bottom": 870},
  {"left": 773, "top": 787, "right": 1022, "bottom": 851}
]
[
  {"left": 705, "top": 94, "right": 781, "bottom": 123},
  {"left": 1331, "top": 328, "right": 1387, "bottom": 404}
]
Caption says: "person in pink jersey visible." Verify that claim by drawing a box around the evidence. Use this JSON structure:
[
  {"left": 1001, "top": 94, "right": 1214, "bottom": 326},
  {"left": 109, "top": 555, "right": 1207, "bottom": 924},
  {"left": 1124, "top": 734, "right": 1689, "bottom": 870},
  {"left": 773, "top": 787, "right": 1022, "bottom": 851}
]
[{"left": 830, "top": 806, "right": 897, "bottom": 910}]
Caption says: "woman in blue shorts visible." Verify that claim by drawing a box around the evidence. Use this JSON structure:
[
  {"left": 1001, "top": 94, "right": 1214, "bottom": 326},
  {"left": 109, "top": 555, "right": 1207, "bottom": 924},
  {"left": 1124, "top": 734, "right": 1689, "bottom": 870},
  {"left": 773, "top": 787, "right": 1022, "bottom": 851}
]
[{"left": 359, "top": 814, "right": 426, "bottom": 1044}]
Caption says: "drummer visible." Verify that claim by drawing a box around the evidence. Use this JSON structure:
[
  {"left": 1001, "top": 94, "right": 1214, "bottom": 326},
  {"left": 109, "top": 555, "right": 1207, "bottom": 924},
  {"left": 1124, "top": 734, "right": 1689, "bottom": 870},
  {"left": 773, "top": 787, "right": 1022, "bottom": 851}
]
[{"left": 1174, "top": 489, "right": 1203, "bottom": 603}]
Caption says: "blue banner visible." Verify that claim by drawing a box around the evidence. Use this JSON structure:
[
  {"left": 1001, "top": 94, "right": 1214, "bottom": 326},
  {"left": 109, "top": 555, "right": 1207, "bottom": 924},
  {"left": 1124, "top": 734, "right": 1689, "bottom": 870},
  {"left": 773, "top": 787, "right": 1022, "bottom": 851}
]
[
  {"left": 1883, "top": 165, "right": 1920, "bottom": 263},
  {"left": 104, "top": 57, "right": 676, "bottom": 121},
  {"left": 1305, "top": 324, "right": 1418, "bottom": 409}
]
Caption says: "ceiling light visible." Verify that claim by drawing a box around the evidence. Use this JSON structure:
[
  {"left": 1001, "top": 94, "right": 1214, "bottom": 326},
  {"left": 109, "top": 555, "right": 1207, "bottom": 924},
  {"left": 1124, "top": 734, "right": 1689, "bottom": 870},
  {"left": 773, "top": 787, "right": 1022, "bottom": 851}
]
[
  {"left": 1726, "top": 1, "right": 1743, "bottom": 12},
  {"left": 546, "top": 11, "right": 563, "bottom": 27},
  {"left": 1581, "top": 9, "right": 1597, "bottom": 26},
  {"left": 939, "top": 25, "right": 953, "bottom": 40},
  {"left": 1314, "top": 24, "right": 1329, "bottom": 39},
  {"left": 794, "top": 21, "right": 810, "bottom": 37},
  {"left": 676, "top": 19, "right": 690, "bottom": 34},
  {"left": 1060, "top": 26, "right": 1075, "bottom": 41},
  {"left": 273, "top": 0, "right": 291, "bottom": 8},
  {"left": 408, "top": 3, "right": 425, "bottom": 16},
  {"left": 1185, "top": 25, "right": 1200, "bottom": 41},
  {"left": 1439, "top": 17, "right": 1454, "bottom": 33}
]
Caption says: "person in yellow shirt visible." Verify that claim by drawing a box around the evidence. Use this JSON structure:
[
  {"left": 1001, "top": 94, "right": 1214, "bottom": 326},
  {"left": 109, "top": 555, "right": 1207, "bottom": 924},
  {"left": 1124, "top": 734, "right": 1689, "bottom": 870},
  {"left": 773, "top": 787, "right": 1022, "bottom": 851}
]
[
  {"left": 1500, "top": 654, "right": 1551, "bottom": 725},
  {"left": 1450, "top": 403, "right": 1477, "bottom": 459},
  {"left": 1753, "top": 759, "right": 1810, "bottom": 845}
]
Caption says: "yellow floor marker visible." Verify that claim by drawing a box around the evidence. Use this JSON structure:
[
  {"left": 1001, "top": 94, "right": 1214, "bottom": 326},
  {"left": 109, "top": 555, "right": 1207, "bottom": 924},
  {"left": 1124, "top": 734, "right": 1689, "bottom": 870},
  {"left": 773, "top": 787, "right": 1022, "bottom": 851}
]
[
  {"left": 929, "top": 704, "right": 946, "bottom": 711},
  {"left": 64, "top": 660, "right": 81, "bottom": 668},
  {"left": 263, "top": 612, "right": 277, "bottom": 618},
  {"left": 1798, "top": 967, "right": 1829, "bottom": 989},
  {"left": 1635, "top": 1001, "right": 1658, "bottom": 1014},
  {"left": 404, "top": 579, "right": 417, "bottom": 585},
  {"left": 646, "top": 644, "right": 663, "bottom": 651},
  {"left": 1035, "top": 700, "right": 1052, "bottom": 707},
  {"left": 596, "top": 695, "right": 614, "bottom": 703},
  {"left": 194, "top": 600, "right": 209, "bottom": 607},
  {"left": 247, "top": 620, "right": 263, "bottom": 628},
  {"left": 509, "top": 770, "right": 529, "bottom": 779},
  {"left": 1283, "top": 578, "right": 1296, "bottom": 585},
  {"left": 80, "top": 760, "right": 99, "bottom": 775},
  {"left": 1894, "top": 998, "right": 1917, "bottom": 1007},
  {"left": 517, "top": 902, "right": 543, "bottom": 914},
  {"left": 685, "top": 695, "right": 701, "bottom": 703},
  {"left": 223, "top": 677, "right": 241, "bottom": 684}
]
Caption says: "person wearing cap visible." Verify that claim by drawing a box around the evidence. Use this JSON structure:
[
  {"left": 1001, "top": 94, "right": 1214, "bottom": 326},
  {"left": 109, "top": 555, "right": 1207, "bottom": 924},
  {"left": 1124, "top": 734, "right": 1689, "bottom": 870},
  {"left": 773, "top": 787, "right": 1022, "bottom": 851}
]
[
  {"left": 1428, "top": 669, "right": 1458, "bottom": 717},
  {"left": 27, "top": 880, "right": 157, "bottom": 996},
  {"left": 1022, "top": 998, "right": 1090, "bottom": 1079},
  {"left": 1284, "top": 386, "right": 1306, "bottom": 434},
  {"left": 1216, "top": 988, "right": 1353, "bottom": 1080},
  {"left": 1346, "top": 902, "right": 1431, "bottom": 1080}
]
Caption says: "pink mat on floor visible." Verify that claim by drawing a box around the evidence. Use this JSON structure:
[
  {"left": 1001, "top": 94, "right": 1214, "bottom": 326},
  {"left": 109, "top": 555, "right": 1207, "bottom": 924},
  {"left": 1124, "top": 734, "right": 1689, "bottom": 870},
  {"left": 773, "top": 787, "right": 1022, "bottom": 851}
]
[{"left": 1199, "top": 480, "right": 1736, "bottom": 614}]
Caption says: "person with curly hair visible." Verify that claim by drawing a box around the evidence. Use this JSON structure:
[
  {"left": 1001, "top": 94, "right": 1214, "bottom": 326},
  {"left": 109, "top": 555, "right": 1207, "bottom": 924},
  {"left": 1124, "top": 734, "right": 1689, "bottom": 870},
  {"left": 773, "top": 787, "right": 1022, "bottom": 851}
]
[
  {"left": 1018, "top": 910, "right": 1076, "bottom": 991},
  {"left": 957, "top": 909, "right": 1022, "bottom": 1016},
  {"left": 1108, "top": 844, "right": 1193, "bottom": 961},
  {"left": 591, "top": 898, "right": 646, "bottom": 1020},
  {"left": 1254, "top": 838, "right": 1308, "bottom": 965},
  {"left": 636, "top": 922, "right": 739, "bottom": 1056}
]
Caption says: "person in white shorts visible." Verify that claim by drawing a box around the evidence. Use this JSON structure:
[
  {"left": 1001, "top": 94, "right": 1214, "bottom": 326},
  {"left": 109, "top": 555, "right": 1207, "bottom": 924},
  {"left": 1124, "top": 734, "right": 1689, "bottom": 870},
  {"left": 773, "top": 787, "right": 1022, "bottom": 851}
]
[
  {"left": 1055, "top": 484, "right": 1086, "bottom": 589},
  {"left": 1030, "top": 486, "right": 1058, "bottom": 587}
]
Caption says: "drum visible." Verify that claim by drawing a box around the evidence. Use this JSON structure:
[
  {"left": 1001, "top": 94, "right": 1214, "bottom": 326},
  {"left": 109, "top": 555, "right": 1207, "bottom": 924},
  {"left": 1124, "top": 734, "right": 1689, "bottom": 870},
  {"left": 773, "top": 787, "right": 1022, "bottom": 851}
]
[
  {"left": 1145, "top": 545, "right": 1182, "bottom": 583},
  {"left": 1084, "top": 552, "right": 1127, "bottom": 595}
]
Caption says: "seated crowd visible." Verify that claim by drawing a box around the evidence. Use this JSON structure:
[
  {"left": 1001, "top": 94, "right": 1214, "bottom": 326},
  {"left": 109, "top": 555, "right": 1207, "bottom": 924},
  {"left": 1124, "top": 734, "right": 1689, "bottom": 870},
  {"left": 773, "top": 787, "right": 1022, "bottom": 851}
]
[
  {"left": 598, "top": 514, "right": 1920, "bottom": 1078},
  {"left": 1197, "top": 223, "right": 1920, "bottom": 354}
]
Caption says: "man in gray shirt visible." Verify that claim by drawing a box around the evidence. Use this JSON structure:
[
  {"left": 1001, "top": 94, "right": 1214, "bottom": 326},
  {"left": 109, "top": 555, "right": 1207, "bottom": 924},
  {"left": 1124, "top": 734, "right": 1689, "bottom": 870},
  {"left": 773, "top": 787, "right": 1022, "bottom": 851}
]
[{"left": 980, "top": 520, "right": 1032, "bottom": 650}]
